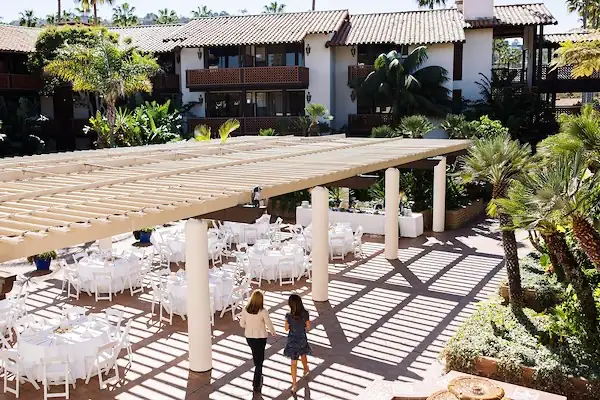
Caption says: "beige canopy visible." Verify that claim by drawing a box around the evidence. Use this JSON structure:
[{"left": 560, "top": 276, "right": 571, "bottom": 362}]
[{"left": 0, "top": 135, "right": 470, "bottom": 262}]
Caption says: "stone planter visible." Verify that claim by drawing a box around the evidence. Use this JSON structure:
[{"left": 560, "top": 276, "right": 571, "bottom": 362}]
[
  {"left": 419, "top": 200, "right": 486, "bottom": 232},
  {"left": 498, "top": 284, "right": 558, "bottom": 312}
]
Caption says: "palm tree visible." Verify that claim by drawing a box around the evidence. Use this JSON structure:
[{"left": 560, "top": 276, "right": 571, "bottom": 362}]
[
  {"left": 459, "top": 132, "right": 532, "bottom": 312},
  {"left": 191, "top": 6, "right": 214, "bottom": 18},
  {"left": 496, "top": 161, "right": 600, "bottom": 344},
  {"left": 45, "top": 14, "right": 58, "bottom": 25},
  {"left": 356, "top": 47, "right": 451, "bottom": 120},
  {"left": 398, "top": 115, "right": 433, "bottom": 138},
  {"left": 551, "top": 39, "right": 600, "bottom": 78},
  {"left": 566, "top": 0, "right": 600, "bottom": 28},
  {"left": 304, "top": 103, "right": 333, "bottom": 136},
  {"left": 156, "top": 9, "right": 179, "bottom": 24},
  {"left": 77, "top": 0, "right": 114, "bottom": 24},
  {"left": 45, "top": 37, "right": 159, "bottom": 147},
  {"left": 417, "top": 0, "right": 446, "bottom": 9},
  {"left": 19, "top": 10, "right": 39, "bottom": 27},
  {"left": 193, "top": 119, "right": 240, "bottom": 143},
  {"left": 112, "top": 3, "right": 139, "bottom": 26},
  {"left": 58, "top": 0, "right": 62, "bottom": 22},
  {"left": 440, "top": 114, "right": 477, "bottom": 139},
  {"left": 263, "top": 2, "right": 286, "bottom": 13}
]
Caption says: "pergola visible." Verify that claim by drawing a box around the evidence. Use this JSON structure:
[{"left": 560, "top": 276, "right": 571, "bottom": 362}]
[{"left": 0, "top": 135, "right": 470, "bottom": 372}]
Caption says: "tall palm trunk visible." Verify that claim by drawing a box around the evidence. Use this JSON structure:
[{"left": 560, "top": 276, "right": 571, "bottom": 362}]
[
  {"left": 94, "top": 3, "right": 98, "bottom": 24},
  {"left": 58, "top": 0, "right": 62, "bottom": 22},
  {"left": 571, "top": 214, "right": 600, "bottom": 269},
  {"left": 499, "top": 213, "right": 524, "bottom": 311},
  {"left": 544, "top": 230, "right": 599, "bottom": 345},
  {"left": 106, "top": 102, "right": 116, "bottom": 148}
]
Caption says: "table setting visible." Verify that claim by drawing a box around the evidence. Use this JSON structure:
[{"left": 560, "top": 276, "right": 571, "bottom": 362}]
[
  {"left": 246, "top": 243, "right": 305, "bottom": 281},
  {"left": 223, "top": 221, "right": 269, "bottom": 245},
  {"left": 304, "top": 223, "right": 354, "bottom": 255},
  {"left": 165, "top": 268, "right": 234, "bottom": 314},
  {"left": 77, "top": 253, "right": 139, "bottom": 293},
  {"left": 157, "top": 230, "right": 220, "bottom": 263}
]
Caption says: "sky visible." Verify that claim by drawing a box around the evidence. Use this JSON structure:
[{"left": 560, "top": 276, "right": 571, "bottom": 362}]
[{"left": 1, "top": 0, "right": 580, "bottom": 33}]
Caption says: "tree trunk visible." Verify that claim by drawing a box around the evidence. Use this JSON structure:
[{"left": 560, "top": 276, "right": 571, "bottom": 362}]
[
  {"left": 94, "top": 3, "right": 98, "bottom": 24},
  {"left": 58, "top": 0, "right": 62, "bottom": 21},
  {"left": 499, "top": 213, "right": 524, "bottom": 312},
  {"left": 528, "top": 230, "right": 544, "bottom": 254},
  {"left": 571, "top": 214, "right": 600, "bottom": 269},
  {"left": 544, "top": 230, "right": 599, "bottom": 343},
  {"left": 106, "top": 102, "right": 116, "bottom": 148}
]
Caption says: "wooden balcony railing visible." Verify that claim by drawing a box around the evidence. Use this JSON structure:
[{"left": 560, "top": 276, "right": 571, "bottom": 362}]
[
  {"left": 0, "top": 73, "right": 43, "bottom": 90},
  {"left": 188, "top": 116, "right": 302, "bottom": 135},
  {"left": 348, "top": 65, "right": 375, "bottom": 81},
  {"left": 186, "top": 66, "right": 309, "bottom": 89},
  {"left": 348, "top": 114, "right": 395, "bottom": 136},
  {"left": 540, "top": 65, "right": 600, "bottom": 80},
  {"left": 152, "top": 74, "right": 180, "bottom": 91},
  {"left": 491, "top": 66, "right": 526, "bottom": 83}
]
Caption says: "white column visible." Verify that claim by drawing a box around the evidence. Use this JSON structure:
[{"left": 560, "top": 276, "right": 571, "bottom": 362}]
[
  {"left": 384, "top": 168, "right": 400, "bottom": 260},
  {"left": 185, "top": 219, "right": 212, "bottom": 373},
  {"left": 311, "top": 186, "right": 329, "bottom": 303},
  {"left": 433, "top": 157, "right": 447, "bottom": 233}
]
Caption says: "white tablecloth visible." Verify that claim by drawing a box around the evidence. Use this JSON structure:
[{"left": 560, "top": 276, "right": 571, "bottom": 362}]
[
  {"left": 304, "top": 225, "right": 354, "bottom": 255},
  {"left": 77, "top": 256, "right": 136, "bottom": 292},
  {"left": 297, "top": 206, "right": 423, "bottom": 237},
  {"left": 18, "top": 317, "right": 112, "bottom": 381},
  {"left": 247, "top": 244, "right": 304, "bottom": 281},
  {"left": 166, "top": 269, "right": 234, "bottom": 313},
  {"left": 223, "top": 222, "right": 269, "bottom": 244},
  {"left": 159, "top": 232, "right": 219, "bottom": 263}
]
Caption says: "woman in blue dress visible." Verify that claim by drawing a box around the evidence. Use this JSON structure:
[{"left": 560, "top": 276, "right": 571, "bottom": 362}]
[{"left": 284, "top": 294, "right": 312, "bottom": 393}]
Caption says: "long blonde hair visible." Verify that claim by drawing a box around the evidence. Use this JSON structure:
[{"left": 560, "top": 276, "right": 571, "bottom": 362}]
[{"left": 246, "top": 290, "right": 264, "bottom": 315}]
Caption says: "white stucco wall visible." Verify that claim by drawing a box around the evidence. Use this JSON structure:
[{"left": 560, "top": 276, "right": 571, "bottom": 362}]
[
  {"left": 417, "top": 43, "right": 455, "bottom": 92},
  {"left": 305, "top": 34, "right": 332, "bottom": 115},
  {"left": 462, "top": 0, "right": 494, "bottom": 20},
  {"left": 455, "top": 29, "right": 493, "bottom": 101},
  {"left": 332, "top": 46, "right": 356, "bottom": 130},
  {"left": 179, "top": 47, "right": 205, "bottom": 117}
]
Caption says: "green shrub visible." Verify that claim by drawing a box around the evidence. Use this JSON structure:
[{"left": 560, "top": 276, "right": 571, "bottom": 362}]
[
  {"left": 370, "top": 125, "right": 398, "bottom": 138},
  {"left": 398, "top": 115, "right": 433, "bottom": 138},
  {"left": 259, "top": 128, "right": 276, "bottom": 136},
  {"left": 27, "top": 250, "right": 57, "bottom": 264}
]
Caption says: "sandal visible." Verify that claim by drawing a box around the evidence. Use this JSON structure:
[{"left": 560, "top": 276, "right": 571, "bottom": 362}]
[{"left": 291, "top": 385, "right": 297, "bottom": 394}]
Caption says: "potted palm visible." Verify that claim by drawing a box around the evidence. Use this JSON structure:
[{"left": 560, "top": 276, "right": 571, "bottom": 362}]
[
  {"left": 27, "top": 251, "right": 57, "bottom": 271},
  {"left": 138, "top": 227, "right": 155, "bottom": 243}
]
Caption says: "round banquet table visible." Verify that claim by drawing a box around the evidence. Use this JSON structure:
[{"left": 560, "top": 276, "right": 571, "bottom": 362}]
[
  {"left": 159, "top": 232, "right": 220, "bottom": 263},
  {"left": 304, "top": 224, "right": 354, "bottom": 255},
  {"left": 247, "top": 244, "right": 305, "bottom": 281},
  {"left": 166, "top": 269, "right": 234, "bottom": 313},
  {"left": 77, "top": 256, "right": 136, "bottom": 293},
  {"left": 223, "top": 222, "right": 269, "bottom": 245},
  {"left": 18, "top": 317, "right": 112, "bottom": 381}
]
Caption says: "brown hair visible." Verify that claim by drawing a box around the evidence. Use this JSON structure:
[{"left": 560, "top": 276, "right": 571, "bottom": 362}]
[
  {"left": 246, "top": 290, "right": 264, "bottom": 315},
  {"left": 288, "top": 294, "right": 308, "bottom": 320}
]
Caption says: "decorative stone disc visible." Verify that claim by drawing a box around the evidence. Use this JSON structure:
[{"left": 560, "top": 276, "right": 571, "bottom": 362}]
[
  {"left": 447, "top": 377, "right": 505, "bottom": 400},
  {"left": 426, "top": 390, "right": 459, "bottom": 400}
]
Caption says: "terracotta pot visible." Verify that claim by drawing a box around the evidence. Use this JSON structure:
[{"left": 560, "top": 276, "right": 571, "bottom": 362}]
[
  {"left": 521, "top": 366, "right": 535, "bottom": 383},
  {"left": 474, "top": 357, "right": 498, "bottom": 377}
]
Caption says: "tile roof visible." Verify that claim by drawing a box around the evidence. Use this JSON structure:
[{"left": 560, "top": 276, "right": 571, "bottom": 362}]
[
  {"left": 0, "top": 24, "right": 42, "bottom": 53},
  {"left": 466, "top": 3, "right": 556, "bottom": 28},
  {"left": 163, "top": 10, "right": 349, "bottom": 47},
  {"left": 328, "top": 9, "right": 465, "bottom": 46},
  {"left": 545, "top": 29, "right": 600, "bottom": 44},
  {"left": 109, "top": 24, "right": 183, "bottom": 53}
]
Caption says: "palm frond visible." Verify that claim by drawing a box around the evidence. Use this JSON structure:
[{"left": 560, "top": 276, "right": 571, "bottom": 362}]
[
  {"left": 194, "top": 124, "right": 211, "bottom": 141},
  {"left": 218, "top": 119, "right": 240, "bottom": 143}
]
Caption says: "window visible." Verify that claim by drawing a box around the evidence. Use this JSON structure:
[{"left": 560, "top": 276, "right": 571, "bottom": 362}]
[
  {"left": 255, "top": 46, "right": 267, "bottom": 67},
  {"left": 206, "top": 47, "right": 240, "bottom": 69},
  {"left": 285, "top": 43, "right": 304, "bottom": 66},
  {"left": 206, "top": 92, "right": 242, "bottom": 117},
  {"left": 246, "top": 91, "right": 305, "bottom": 116},
  {"left": 357, "top": 44, "right": 406, "bottom": 65},
  {"left": 452, "top": 89, "right": 462, "bottom": 113},
  {"left": 287, "top": 91, "right": 305, "bottom": 116},
  {"left": 453, "top": 43, "right": 463, "bottom": 81},
  {"left": 268, "top": 45, "right": 286, "bottom": 67}
]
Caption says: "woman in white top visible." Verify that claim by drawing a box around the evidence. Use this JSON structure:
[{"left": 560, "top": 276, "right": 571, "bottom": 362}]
[{"left": 239, "top": 289, "right": 276, "bottom": 393}]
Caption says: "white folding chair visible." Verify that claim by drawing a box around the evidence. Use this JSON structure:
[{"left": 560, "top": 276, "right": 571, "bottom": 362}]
[
  {"left": 352, "top": 226, "right": 364, "bottom": 257},
  {"left": 104, "top": 308, "right": 124, "bottom": 339},
  {"left": 42, "top": 355, "right": 76, "bottom": 400},
  {"left": 1, "top": 350, "right": 40, "bottom": 397},
  {"left": 247, "top": 256, "right": 264, "bottom": 287},
  {"left": 72, "top": 252, "right": 88, "bottom": 264},
  {"left": 220, "top": 276, "right": 251, "bottom": 319},
  {"left": 208, "top": 242, "right": 223, "bottom": 267},
  {"left": 0, "top": 309, "right": 16, "bottom": 343},
  {"left": 118, "top": 319, "right": 133, "bottom": 365},
  {"left": 84, "top": 341, "right": 120, "bottom": 389},
  {"left": 329, "top": 237, "right": 346, "bottom": 261},
  {"left": 244, "top": 226, "right": 258, "bottom": 245},
  {"left": 66, "top": 271, "right": 82, "bottom": 301},
  {"left": 61, "top": 305, "right": 87, "bottom": 320},
  {"left": 149, "top": 279, "right": 161, "bottom": 315},
  {"left": 302, "top": 255, "right": 312, "bottom": 281},
  {"left": 278, "top": 257, "right": 296, "bottom": 286},
  {"left": 236, "top": 242, "right": 249, "bottom": 253},
  {"left": 159, "top": 291, "right": 185, "bottom": 325},
  {"left": 125, "top": 265, "right": 144, "bottom": 296},
  {"left": 92, "top": 272, "right": 113, "bottom": 302},
  {"left": 13, "top": 296, "right": 28, "bottom": 319}
]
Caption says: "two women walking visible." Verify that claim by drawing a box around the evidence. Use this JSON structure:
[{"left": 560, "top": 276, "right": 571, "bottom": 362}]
[{"left": 240, "top": 290, "right": 312, "bottom": 394}]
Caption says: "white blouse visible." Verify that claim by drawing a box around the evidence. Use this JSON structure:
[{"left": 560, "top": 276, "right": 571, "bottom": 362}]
[{"left": 239, "top": 308, "right": 276, "bottom": 339}]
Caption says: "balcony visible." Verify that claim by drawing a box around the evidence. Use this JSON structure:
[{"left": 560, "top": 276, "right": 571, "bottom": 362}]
[
  {"left": 348, "top": 114, "right": 395, "bottom": 137},
  {"left": 0, "top": 73, "right": 43, "bottom": 91},
  {"left": 538, "top": 65, "right": 600, "bottom": 93},
  {"left": 188, "top": 116, "right": 303, "bottom": 135},
  {"left": 186, "top": 66, "right": 309, "bottom": 90},
  {"left": 152, "top": 74, "right": 179, "bottom": 91},
  {"left": 348, "top": 65, "right": 375, "bottom": 82}
]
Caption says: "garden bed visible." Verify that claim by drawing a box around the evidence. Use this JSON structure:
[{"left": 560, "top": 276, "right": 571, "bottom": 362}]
[{"left": 420, "top": 199, "right": 486, "bottom": 231}]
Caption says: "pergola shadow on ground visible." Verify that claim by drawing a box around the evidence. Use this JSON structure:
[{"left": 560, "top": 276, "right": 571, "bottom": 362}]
[{"left": 13, "top": 218, "right": 513, "bottom": 400}]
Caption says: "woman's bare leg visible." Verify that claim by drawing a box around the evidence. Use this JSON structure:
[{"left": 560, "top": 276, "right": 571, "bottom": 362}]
[
  {"left": 301, "top": 355, "right": 309, "bottom": 375},
  {"left": 291, "top": 360, "right": 298, "bottom": 391}
]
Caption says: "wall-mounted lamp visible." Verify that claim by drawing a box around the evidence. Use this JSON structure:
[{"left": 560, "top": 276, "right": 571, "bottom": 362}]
[
  {"left": 350, "top": 46, "right": 356, "bottom": 57},
  {"left": 306, "top": 92, "right": 312, "bottom": 103},
  {"left": 198, "top": 94, "right": 204, "bottom": 106},
  {"left": 350, "top": 89, "right": 356, "bottom": 102},
  {"left": 197, "top": 49, "right": 203, "bottom": 60},
  {"left": 305, "top": 43, "right": 311, "bottom": 56}
]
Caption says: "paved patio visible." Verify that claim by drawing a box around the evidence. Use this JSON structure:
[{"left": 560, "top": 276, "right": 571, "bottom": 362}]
[{"left": 3, "top": 219, "right": 528, "bottom": 400}]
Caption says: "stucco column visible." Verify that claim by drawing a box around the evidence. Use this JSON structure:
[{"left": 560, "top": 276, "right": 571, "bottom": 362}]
[
  {"left": 384, "top": 168, "right": 400, "bottom": 260},
  {"left": 311, "top": 186, "right": 329, "bottom": 302},
  {"left": 185, "top": 218, "right": 212, "bottom": 372},
  {"left": 433, "top": 157, "right": 447, "bottom": 233}
]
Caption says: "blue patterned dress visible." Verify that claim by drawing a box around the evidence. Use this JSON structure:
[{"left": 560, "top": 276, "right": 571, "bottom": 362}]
[{"left": 283, "top": 312, "right": 312, "bottom": 360}]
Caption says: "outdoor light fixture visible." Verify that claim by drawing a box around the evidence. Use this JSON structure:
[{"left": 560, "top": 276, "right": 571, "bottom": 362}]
[
  {"left": 197, "top": 49, "right": 203, "bottom": 60},
  {"left": 305, "top": 43, "right": 311, "bottom": 55},
  {"left": 350, "top": 89, "right": 356, "bottom": 102},
  {"left": 306, "top": 92, "right": 312, "bottom": 103},
  {"left": 198, "top": 94, "right": 204, "bottom": 106},
  {"left": 351, "top": 46, "right": 356, "bottom": 57}
]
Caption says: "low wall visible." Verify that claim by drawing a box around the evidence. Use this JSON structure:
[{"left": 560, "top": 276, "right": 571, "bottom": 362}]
[{"left": 419, "top": 199, "right": 486, "bottom": 231}]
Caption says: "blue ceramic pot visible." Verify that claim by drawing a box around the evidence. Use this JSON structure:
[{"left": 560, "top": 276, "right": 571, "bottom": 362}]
[
  {"left": 139, "top": 231, "right": 152, "bottom": 243},
  {"left": 35, "top": 258, "right": 52, "bottom": 271}
]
